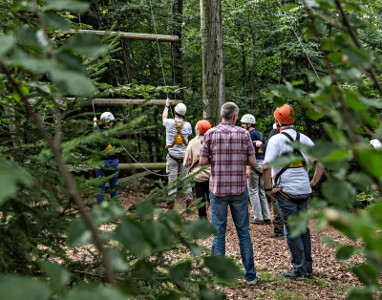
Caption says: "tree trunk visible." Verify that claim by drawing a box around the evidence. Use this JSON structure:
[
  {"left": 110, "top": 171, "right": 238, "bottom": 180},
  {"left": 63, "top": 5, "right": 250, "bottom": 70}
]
[{"left": 200, "top": 0, "right": 225, "bottom": 125}]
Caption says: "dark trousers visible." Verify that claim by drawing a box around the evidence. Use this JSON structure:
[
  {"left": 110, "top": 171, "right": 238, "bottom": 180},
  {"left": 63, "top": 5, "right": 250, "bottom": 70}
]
[
  {"left": 194, "top": 181, "right": 210, "bottom": 218},
  {"left": 272, "top": 201, "right": 284, "bottom": 235}
]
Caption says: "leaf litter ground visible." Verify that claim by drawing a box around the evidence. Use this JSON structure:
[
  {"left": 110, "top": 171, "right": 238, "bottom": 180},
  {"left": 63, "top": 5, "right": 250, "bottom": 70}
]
[{"left": 120, "top": 179, "right": 362, "bottom": 300}]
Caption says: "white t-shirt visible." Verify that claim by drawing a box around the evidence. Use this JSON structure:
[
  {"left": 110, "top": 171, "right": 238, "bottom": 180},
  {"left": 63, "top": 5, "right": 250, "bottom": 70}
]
[
  {"left": 264, "top": 128, "right": 314, "bottom": 195},
  {"left": 163, "top": 117, "right": 192, "bottom": 158}
]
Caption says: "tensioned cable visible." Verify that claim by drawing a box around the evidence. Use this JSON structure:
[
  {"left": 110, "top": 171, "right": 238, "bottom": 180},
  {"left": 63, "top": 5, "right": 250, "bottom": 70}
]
[
  {"left": 120, "top": 144, "right": 188, "bottom": 177},
  {"left": 169, "top": 0, "right": 177, "bottom": 88},
  {"left": 276, "top": 0, "right": 320, "bottom": 79},
  {"left": 148, "top": 0, "right": 169, "bottom": 97}
]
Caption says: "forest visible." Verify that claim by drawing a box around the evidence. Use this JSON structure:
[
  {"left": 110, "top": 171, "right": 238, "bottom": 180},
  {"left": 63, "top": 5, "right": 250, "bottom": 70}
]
[{"left": 1, "top": 0, "right": 382, "bottom": 299}]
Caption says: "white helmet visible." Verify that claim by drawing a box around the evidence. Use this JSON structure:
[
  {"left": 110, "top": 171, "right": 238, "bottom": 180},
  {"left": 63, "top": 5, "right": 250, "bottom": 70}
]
[
  {"left": 370, "top": 139, "right": 382, "bottom": 149},
  {"left": 100, "top": 112, "right": 115, "bottom": 123},
  {"left": 175, "top": 103, "right": 187, "bottom": 116},
  {"left": 240, "top": 114, "right": 256, "bottom": 124}
]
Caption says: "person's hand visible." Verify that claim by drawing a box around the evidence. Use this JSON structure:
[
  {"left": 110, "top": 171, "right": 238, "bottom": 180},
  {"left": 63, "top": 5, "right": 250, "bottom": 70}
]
[
  {"left": 266, "top": 186, "right": 282, "bottom": 201},
  {"left": 255, "top": 140, "right": 263, "bottom": 147},
  {"left": 166, "top": 98, "right": 171, "bottom": 107},
  {"left": 246, "top": 166, "right": 251, "bottom": 178}
]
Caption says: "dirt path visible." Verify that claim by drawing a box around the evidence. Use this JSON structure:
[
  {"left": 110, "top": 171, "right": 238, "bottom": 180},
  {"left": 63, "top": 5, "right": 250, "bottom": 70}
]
[{"left": 121, "top": 182, "right": 361, "bottom": 300}]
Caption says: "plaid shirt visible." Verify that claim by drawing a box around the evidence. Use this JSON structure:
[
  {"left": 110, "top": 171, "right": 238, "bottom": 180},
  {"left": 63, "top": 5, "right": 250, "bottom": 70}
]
[{"left": 199, "top": 122, "right": 255, "bottom": 197}]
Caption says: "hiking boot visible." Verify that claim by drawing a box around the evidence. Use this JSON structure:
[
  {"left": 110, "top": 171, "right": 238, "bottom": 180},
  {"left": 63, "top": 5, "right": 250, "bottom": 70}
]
[
  {"left": 281, "top": 269, "right": 306, "bottom": 280},
  {"left": 269, "top": 232, "right": 284, "bottom": 240},
  {"left": 250, "top": 219, "right": 263, "bottom": 225},
  {"left": 263, "top": 219, "right": 272, "bottom": 225},
  {"left": 245, "top": 277, "right": 260, "bottom": 285}
]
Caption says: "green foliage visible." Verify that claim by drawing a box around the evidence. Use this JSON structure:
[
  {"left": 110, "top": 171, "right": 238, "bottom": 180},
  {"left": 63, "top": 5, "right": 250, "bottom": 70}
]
[{"left": 2, "top": 0, "right": 382, "bottom": 299}]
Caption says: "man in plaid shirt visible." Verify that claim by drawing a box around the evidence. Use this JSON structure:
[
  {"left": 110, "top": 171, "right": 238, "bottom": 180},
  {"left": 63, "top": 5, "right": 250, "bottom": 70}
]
[{"left": 199, "top": 102, "right": 259, "bottom": 285}]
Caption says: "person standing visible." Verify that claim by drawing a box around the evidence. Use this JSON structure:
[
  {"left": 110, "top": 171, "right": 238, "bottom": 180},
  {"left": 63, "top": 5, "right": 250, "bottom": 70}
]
[
  {"left": 199, "top": 102, "right": 259, "bottom": 285},
  {"left": 183, "top": 120, "right": 212, "bottom": 218},
  {"left": 163, "top": 98, "right": 193, "bottom": 209},
  {"left": 240, "top": 114, "right": 271, "bottom": 225},
  {"left": 95, "top": 112, "right": 119, "bottom": 202},
  {"left": 263, "top": 104, "right": 324, "bottom": 280},
  {"left": 267, "top": 123, "right": 284, "bottom": 239}
]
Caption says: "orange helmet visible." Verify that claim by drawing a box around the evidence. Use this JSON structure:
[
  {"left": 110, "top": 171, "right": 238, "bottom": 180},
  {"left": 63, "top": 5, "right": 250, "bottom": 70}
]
[
  {"left": 197, "top": 120, "right": 212, "bottom": 135},
  {"left": 273, "top": 104, "right": 295, "bottom": 125}
]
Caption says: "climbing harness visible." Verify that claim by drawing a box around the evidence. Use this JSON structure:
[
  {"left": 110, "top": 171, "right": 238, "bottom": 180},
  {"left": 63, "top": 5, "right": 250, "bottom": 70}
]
[
  {"left": 274, "top": 131, "right": 307, "bottom": 185},
  {"left": 165, "top": 120, "right": 188, "bottom": 148}
]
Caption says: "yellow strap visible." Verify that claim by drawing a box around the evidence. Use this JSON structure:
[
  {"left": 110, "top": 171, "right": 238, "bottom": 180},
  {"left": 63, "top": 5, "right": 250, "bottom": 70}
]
[{"left": 166, "top": 120, "right": 187, "bottom": 148}]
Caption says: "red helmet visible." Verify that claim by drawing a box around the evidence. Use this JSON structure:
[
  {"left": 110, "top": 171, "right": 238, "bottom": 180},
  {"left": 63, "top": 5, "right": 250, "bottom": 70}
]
[
  {"left": 197, "top": 120, "right": 212, "bottom": 135},
  {"left": 274, "top": 104, "right": 295, "bottom": 125}
]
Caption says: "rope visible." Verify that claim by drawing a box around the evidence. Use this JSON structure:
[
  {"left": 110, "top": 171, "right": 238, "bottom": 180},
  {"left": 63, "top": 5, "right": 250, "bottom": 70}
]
[
  {"left": 276, "top": 0, "right": 320, "bottom": 79},
  {"left": 120, "top": 143, "right": 189, "bottom": 177},
  {"left": 148, "top": 0, "right": 169, "bottom": 98}
]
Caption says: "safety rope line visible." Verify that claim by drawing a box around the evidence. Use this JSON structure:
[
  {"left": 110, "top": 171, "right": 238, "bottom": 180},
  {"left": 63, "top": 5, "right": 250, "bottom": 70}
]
[
  {"left": 120, "top": 143, "right": 189, "bottom": 177},
  {"left": 276, "top": 0, "right": 320, "bottom": 79},
  {"left": 148, "top": 0, "right": 169, "bottom": 98}
]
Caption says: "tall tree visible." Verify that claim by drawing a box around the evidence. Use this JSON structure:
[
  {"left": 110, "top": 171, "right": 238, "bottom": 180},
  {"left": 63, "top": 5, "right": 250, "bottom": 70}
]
[{"left": 200, "top": 0, "right": 225, "bottom": 124}]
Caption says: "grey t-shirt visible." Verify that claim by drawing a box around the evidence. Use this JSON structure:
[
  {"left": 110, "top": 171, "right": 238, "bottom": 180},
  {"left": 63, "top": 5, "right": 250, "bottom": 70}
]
[{"left": 163, "top": 117, "right": 192, "bottom": 158}]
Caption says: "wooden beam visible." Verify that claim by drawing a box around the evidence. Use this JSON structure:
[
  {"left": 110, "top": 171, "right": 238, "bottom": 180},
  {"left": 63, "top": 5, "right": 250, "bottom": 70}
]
[
  {"left": 90, "top": 99, "right": 182, "bottom": 106},
  {"left": 65, "top": 29, "right": 179, "bottom": 42},
  {"left": 119, "top": 163, "right": 166, "bottom": 171}
]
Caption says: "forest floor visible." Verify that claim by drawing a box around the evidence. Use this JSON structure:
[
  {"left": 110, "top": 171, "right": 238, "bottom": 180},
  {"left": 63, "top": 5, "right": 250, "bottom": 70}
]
[{"left": 120, "top": 179, "right": 362, "bottom": 300}]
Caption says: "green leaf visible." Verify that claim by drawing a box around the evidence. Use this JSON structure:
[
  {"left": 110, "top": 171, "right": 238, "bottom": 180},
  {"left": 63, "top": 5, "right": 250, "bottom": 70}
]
[
  {"left": 336, "top": 245, "right": 355, "bottom": 260},
  {"left": 322, "top": 178, "right": 356, "bottom": 208},
  {"left": 200, "top": 288, "right": 225, "bottom": 300},
  {"left": 50, "top": 68, "right": 96, "bottom": 96},
  {"left": 43, "top": 0, "right": 89, "bottom": 14},
  {"left": 91, "top": 202, "right": 125, "bottom": 226},
  {"left": 0, "top": 34, "right": 14, "bottom": 57},
  {"left": 67, "top": 217, "right": 92, "bottom": 247},
  {"left": 109, "top": 248, "right": 129, "bottom": 272},
  {"left": 306, "top": 108, "right": 323, "bottom": 121},
  {"left": 39, "top": 261, "right": 71, "bottom": 291},
  {"left": 204, "top": 255, "right": 242, "bottom": 281},
  {"left": 347, "top": 288, "right": 373, "bottom": 300},
  {"left": 357, "top": 149, "right": 382, "bottom": 178},
  {"left": 348, "top": 172, "right": 374, "bottom": 189},
  {"left": 181, "top": 218, "right": 215, "bottom": 239},
  {"left": 61, "top": 35, "right": 107, "bottom": 59},
  {"left": 0, "top": 158, "right": 33, "bottom": 205},
  {"left": 59, "top": 284, "right": 127, "bottom": 300},
  {"left": 352, "top": 264, "right": 378, "bottom": 286},
  {"left": 280, "top": 3, "right": 299, "bottom": 11},
  {"left": 170, "top": 261, "right": 192, "bottom": 281},
  {"left": 44, "top": 11, "right": 71, "bottom": 30},
  {"left": 0, "top": 275, "right": 50, "bottom": 300},
  {"left": 144, "top": 220, "right": 173, "bottom": 251},
  {"left": 114, "top": 219, "right": 151, "bottom": 256}
]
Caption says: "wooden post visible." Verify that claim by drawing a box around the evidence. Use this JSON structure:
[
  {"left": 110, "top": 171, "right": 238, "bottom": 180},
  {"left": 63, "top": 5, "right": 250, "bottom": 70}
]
[{"left": 64, "top": 29, "right": 179, "bottom": 43}]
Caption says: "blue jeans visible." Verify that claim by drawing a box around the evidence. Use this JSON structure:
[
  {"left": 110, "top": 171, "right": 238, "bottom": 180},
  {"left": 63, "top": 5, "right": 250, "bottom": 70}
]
[
  {"left": 95, "top": 158, "right": 119, "bottom": 202},
  {"left": 276, "top": 192, "right": 312, "bottom": 276},
  {"left": 210, "top": 190, "right": 257, "bottom": 281}
]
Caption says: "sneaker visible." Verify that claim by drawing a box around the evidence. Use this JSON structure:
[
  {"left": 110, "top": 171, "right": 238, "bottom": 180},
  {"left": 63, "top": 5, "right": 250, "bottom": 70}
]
[
  {"left": 281, "top": 269, "right": 306, "bottom": 280},
  {"left": 269, "top": 232, "right": 284, "bottom": 240},
  {"left": 250, "top": 219, "right": 264, "bottom": 225},
  {"left": 263, "top": 219, "right": 272, "bottom": 225},
  {"left": 245, "top": 277, "right": 260, "bottom": 285}
]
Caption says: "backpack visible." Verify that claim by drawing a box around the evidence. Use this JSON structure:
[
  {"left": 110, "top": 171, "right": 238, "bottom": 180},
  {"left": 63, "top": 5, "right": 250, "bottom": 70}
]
[
  {"left": 166, "top": 119, "right": 188, "bottom": 148},
  {"left": 274, "top": 131, "right": 307, "bottom": 185}
]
